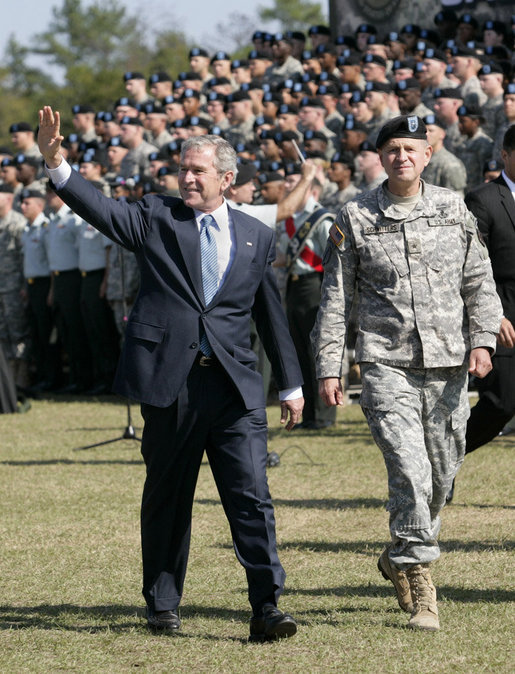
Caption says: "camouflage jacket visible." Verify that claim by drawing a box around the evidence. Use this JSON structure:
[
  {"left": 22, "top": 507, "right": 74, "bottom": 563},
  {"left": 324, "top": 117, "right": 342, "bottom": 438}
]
[{"left": 312, "top": 181, "right": 503, "bottom": 377}]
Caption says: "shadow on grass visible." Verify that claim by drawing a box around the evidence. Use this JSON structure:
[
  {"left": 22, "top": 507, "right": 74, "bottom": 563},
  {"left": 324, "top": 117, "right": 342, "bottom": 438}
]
[
  {"left": 0, "top": 603, "right": 252, "bottom": 642},
  {"left": 0, "top": 459, "right": 142, "bottom": 466},
  {"left": 291, "top": 583, "right": 515, "bottom": 604},
  {"left": 0, "top": 603, "right": 142, "bottom": 632},
  {"left": 195, "top": 497, "right": 386, "bottom": 509}
]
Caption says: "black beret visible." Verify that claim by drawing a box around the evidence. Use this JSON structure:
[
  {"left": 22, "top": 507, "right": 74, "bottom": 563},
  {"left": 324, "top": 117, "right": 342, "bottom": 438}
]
[
  {"left": 178, "top": 71, "right": 202, "bottom": 81},
  {"left": 423, "top": 48, "right": 447, "bottom": 63},
  {"left": 114, "top": 97, "right": 138, "bottom": 109},
  {"left": 21, "top": 188, "right": 46, "bottom": 200},
  {"left": 483, "top": 159, "right": 502, "bottom": 173},
  {"left": 308, "top": 25, "right": 331, "bottom": 36},
  {"left": 433, "top": 87, "right": 462, "bottom": 100},
  {"left": 362, "top": 53, "right": 387, "bottom": 68},
  {"left": 149, "top": 72, "right": 171, "bottom": 84},
  {"left": 226, "top": 90, "right": 251, "bottom": 103},
  {"left": 189, "top": 47, "right": 209, "bottom": 58},
  {"left": 343, "top": 115, "right": 368, "bottom": 133},
  {"left": 422, "top": 114, "right": 446, "bottom": 130},
  {"left": 458, "top": 14, "right": 478, "bottom": 28},
  {"left": 14, "top": 153, "right": 41, "bottom": 168},
  {"left": 278, "top": 130, "right": 300, "bottom": 142},
  {"left": 234, "top": 162, "right": 257, "bottom": 186},
  {"left": 9, "top": 122, "right": 33, "bottom": 133},
  {"left": 434, "top": 9, "right": 458, "bottom": 25},
  {"left": 335, "top": 35, "right": 357, "bottom": 49},
  {"left": 400, "top": 24, "right": 421, "bottom": 36},
  {"left": 303, "top": 130, "right": 328, "bottom": 143},
  {"left": 141, "top": 102, "right": 166, "bottom": 114},
  {"left": 375, "top": 115, "right": 427, "bottom": 149},
  {"left": 106, "top": 136, "right": 123, "bottom": 148},
  {"left": 331, "top": 151, "right": 355, "bottom": 166},
  {"left": 231, "top": 59, "right": 249, "bottom": 70},
  {"left": 395, "top": 78, "right": 421, "bottom": 93},
  {"left": 180, "top": 88, "right": 200, "bottom": 100},
  {"left": 257, "top": 171, "right": 284, "bottom": 185},
  {"left": 478, "top": 63, "right": 504, "bottom": 77},
  {"left": 364, "top": 81, "right": 392, "bottom": 94},
  {"left": 299, "top": 96, "right": 326, "bottom": 109},
  {"left": 187, "top": 116, "right": 211, "bottom": 129},
  {"left": 337, "top": 53, "right": 362, "bottom": 67},
  {"left": 278, "top": 103, "right": 299, "bottom": 115},
  {"left": 120, "top": 115, "right": 143, "bottom": 126},
  {"left": 284, "top": 162, "right": 302, "bottom": 175},
  {"left": 1, "top": 158, "right": 15, "bottom": 167},
  {"left": 359, "top": 140, "right": 378, "bottom": 153},
  {"left": 123, "top": 71, "right": 145, "bottom": 81},
  {"left": 451, "top": 45, "right": 479, "bottom": 58},
  {"left": 72, "top": 104, "right": 95, "bottom": 114},
  {"left": 0, "top": 183, "right": 14, "bottom": 193},
  {"left": 211, "top": 51, "right": 231, "bottom": 63},
  {"left": 355, "top": 24, "right": 376, "bottom": 35},
  {"left": 457, "top": 104, "right": 483, "bottom": 119}
]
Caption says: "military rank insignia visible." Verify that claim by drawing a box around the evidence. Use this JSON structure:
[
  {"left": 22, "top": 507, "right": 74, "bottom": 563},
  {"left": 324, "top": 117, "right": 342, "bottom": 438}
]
[{"left": 329, "top": 222, "right": 345, "bottom": 246}]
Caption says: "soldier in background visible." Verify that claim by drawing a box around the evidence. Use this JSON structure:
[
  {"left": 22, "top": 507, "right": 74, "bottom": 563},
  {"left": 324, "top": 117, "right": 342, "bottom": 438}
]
[
  {"left": 0, "top": 184, "right": 30, "bottom": 389},
  {"left": 312, "top": 116, "right": 502, "bottom": 632},
  {"left": 106, "top": 244, "right": 140, "bottom": 342},
  {"left": 422, "top": 114, "right": 467, "bottom": 197},
  {"left": 20, "top": 189, "right": 57, "bottom": 389}
]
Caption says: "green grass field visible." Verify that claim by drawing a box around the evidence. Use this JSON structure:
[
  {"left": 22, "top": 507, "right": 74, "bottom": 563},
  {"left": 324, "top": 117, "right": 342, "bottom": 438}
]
[{"left": 0, "top": 395, "right": 513, "bottom": 673}]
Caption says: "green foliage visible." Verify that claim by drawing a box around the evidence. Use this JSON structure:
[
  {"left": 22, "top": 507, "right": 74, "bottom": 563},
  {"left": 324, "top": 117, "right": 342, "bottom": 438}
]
[
  {"left": 258, "top": 0, "right": 327, "bottom": 32},
  {"left": 0, "top": 0, "right": 195, "bottom": 146}
]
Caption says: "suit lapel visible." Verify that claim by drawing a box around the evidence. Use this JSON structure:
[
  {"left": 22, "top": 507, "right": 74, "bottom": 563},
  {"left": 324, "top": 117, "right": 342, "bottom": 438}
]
[
  {"left": 212, "top": 206, "right": 258, "bottom": 305},
  {"left": 497, "top": 177, "right": 515, "bottom": 231},
  {"left": 171, "top": 201, "right": 205, "bottom": 306}
]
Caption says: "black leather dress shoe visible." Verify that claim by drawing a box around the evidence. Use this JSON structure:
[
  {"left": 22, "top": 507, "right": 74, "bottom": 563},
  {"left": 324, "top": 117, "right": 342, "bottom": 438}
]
[
  {"left": 146, "top": 607, "right": 181, "bottom": 631},
  {"left": 249, "top": 603, "right": 297, "bottom": 642}
]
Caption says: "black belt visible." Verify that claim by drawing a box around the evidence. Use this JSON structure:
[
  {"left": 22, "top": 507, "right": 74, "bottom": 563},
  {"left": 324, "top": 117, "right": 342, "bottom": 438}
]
[{"left": 194, "top": 351, "right": 219, "bottom": 367}]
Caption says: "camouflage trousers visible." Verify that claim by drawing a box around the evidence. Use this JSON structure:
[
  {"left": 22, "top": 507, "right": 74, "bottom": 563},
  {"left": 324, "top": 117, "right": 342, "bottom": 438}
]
[
  {"left": 360, "top": 361, "right": 469, "bottom": 568},
  {"left": 0, "top": 290, "right": 30, "bottom": 360}
]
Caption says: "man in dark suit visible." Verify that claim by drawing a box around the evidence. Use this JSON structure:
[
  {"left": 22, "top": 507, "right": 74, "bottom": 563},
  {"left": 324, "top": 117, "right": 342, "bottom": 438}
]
[
  {"left": 464, "top": 124, "right": 515, "bottom": 455},
  {"left": 38, "top": 106, "right": 304, "bottom": 640}
]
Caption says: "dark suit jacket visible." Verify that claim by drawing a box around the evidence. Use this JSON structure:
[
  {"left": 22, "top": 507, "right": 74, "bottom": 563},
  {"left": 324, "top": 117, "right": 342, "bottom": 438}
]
[
  {"left": 466, "top": 175, "right": 515, "bottom": 355},
  {"left": 57, "top": 170, "right": 302, "bottom": 408}
]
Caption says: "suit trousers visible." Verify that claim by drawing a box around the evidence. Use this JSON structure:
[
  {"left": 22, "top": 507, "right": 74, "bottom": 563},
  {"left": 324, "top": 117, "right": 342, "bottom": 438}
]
[
  {"left": 466, "top": 352, "right": 515, "bottom": 453},
  {"left": 139, "top": 357, "right": 286, "bottom": 613}
]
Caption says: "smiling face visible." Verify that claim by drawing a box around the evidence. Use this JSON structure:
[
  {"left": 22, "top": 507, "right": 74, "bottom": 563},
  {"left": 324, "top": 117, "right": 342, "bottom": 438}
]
[
  {"left": 379, "top": 137, "right": 432, "bottom": 195},
  {"left": 178, "top": 146, "right": 234, "bottom": 213}
]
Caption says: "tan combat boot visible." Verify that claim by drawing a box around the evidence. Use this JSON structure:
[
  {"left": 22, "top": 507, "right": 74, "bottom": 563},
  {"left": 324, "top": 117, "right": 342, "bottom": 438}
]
[
  {"left": 377, "top": 548, "right": 413, "bottom": 613},
  {"left": 405, "top": 564, "right": 440, "bottom": 631}
]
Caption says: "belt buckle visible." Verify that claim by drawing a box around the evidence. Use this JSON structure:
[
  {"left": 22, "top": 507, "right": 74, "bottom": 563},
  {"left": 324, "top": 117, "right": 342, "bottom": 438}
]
[{"left": 199, "top": 354, "right": 212, "bottom": 367}]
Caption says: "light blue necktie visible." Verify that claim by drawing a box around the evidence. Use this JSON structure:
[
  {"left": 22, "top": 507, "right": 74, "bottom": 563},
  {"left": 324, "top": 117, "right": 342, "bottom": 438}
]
[{"left": 199, "top": 214, "right": 218, "bottom": 355}]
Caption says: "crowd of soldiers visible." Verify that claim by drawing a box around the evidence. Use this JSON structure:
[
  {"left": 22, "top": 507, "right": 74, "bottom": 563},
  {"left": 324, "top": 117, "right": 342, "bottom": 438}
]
[{"left": 1, "top": 7, "right": 515, "bottom": 411}]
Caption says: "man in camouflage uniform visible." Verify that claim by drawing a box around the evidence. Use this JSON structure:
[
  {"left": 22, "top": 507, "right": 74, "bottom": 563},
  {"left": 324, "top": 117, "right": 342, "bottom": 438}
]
[
  {"left": 0, "top": 184, "right": 30, "bottom": 388},
  {"left": 312, "top": 116, "right": 502, "bottom": 631},
  {"left": 422, "top": 114, "right": 467, "bottom": 197}
]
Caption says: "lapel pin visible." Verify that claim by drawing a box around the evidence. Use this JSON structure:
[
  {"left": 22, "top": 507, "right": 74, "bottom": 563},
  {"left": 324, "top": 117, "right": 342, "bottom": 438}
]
[{"left": 246, "top": 241, "right": 253, "bottom": 246}]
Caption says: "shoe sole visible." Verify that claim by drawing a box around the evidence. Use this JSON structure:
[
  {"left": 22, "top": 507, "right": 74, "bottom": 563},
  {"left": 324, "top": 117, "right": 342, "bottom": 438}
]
[{"left": 408, "top": 622, "right": 440, "bottom": 632}]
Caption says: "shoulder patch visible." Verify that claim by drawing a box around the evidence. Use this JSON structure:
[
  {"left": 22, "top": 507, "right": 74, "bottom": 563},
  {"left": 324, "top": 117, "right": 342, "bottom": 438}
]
[{"left": 329, "top": 221, "right": 345, "bottom": 246}]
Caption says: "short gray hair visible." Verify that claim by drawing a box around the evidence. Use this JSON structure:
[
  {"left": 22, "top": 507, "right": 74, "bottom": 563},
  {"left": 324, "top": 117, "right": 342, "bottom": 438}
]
[{"left": 181, "top": 135, "right": 238, "bottom": 184}]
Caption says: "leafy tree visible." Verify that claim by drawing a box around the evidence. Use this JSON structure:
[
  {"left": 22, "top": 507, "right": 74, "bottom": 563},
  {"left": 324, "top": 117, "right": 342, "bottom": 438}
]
[{"left": 258, "top": 0, "right": 327, "bottom": 32}]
